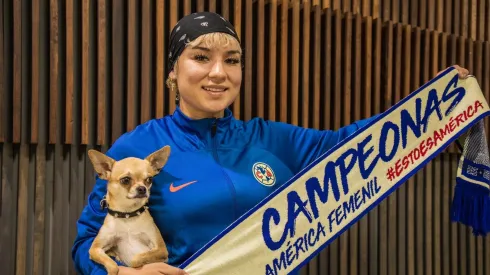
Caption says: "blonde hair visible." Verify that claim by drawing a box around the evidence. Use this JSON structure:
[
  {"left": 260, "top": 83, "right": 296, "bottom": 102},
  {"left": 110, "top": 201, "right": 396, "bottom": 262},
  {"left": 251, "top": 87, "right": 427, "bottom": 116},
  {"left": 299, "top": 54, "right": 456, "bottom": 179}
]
[{"left": 166, "top": 32, "right": 242, "bottom": 93}]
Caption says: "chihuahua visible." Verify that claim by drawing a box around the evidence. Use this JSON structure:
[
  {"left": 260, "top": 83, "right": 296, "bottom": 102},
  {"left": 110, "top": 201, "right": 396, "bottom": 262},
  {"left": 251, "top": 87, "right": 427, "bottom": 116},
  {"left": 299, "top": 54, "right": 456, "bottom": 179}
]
[{"left": 87, "top": 145, "right": 171, "bottom": 275}]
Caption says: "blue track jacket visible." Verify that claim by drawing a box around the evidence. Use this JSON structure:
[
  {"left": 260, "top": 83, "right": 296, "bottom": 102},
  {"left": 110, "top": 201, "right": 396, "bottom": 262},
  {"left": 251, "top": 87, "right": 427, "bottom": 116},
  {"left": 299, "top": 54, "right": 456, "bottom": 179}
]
[{"left": 72, "top": 107, "right": 374, "bottom": 275}]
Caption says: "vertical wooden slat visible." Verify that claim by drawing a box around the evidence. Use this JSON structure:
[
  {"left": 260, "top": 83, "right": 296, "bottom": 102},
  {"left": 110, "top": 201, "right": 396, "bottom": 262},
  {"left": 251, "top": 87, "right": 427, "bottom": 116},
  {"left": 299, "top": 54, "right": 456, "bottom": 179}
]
[
  {"left": 291, "top": 0, "right": 299, "bottom": 125},
  {"left": 267, "top": 0, "right": 277, "bottom": 121},
  {"left": 127, "top": 0, "right": 138, "bottom": 131},
  {"left": 1, "top": 144, "right": 18, "bottom": 275},
  {"left": 232, "top": 0, "right": 242, "bottom": 119},
  {"left": 0, "top": 0, "right": 4, "bottom": 143},
  {"left": 141, "top": 0, "right": 152, "bottom": 124},
  {"left": 444, "top": 0, "right": 452, "bottom": 33},
  {"left": 391, "top": 0, "right": 398, "bottom": 23},
  {"left": 389, "top": 21, "right": 401, "bottom": 275},
  {"left": 428, "top": 0, "right": 435, "bottom": 30},
  {"left": 183, "top": 0, "right": 191, "bottom": 15},
  {"left": 474, "top": 40, "right": 484, "bottom": 275},
  {"left": 244, "top": 0, "right": 252, "bottom": 121},
  {"left": 460, "top": 0, "right": 468, "bottom": 38},
  {"left": 65, "top": 0, "right": 74, "bottom": 144},
  {"left": 112, "top": 0, "right": 124, "bottom": 144},
  {"left": 256, "top": 0, "right": 264, "bottom": 118},
  {"left": 31, "top": 0, "right": 40, "bottom": 143},
  {"left": 279, "top": 0, "right": 287, "bottom": 122},
  {"left": 379, "top": 20, "right": 393, "bottom": 275},
  {"left": 301, "top": 0, "right": 310, "bottom": 128},
  {"left": 478, "top": 0, "right": 485, "bottom": 41},
  {"left": 487, "top": 0, "right": 490, "bottom": 42},
  {"left": 197, "top": 0, "right": 205, "bottom": 12},
  {"left": 16, "top": 145, "right": 29, "bottom": 275},
  {"left": 361, "top": 0, "right": 370, "bottom": 17},
  {"left": 169, "top": 0, "right": 178, "bottom": 113},
  {"left": 13, "top": 0, "right": 22, "bottom": 143},
  {"left": 82, "top": 0, "right": 90, "bottom": 144},
  {"left": 382, "top": 0, "right": 390, "bottom": 22},
  {"left": 156, "top": 0, "right": 165, "bottom": 118},
  {"left": 312, "top": 2, "right": 321, "bottom": 129},
  {"left": 401, "top": 0, "right": 408, "bottom": 24},
  {"left": 221, "top": 0, "right": 229, "bottom": 19},
  {"left": 322, "top": 8, "right": 332, "bottom": 134},
  {"left": 342, "top": 13, "right": 351, "bottom": 125},
  {"left": 372, "top": 0, "right": 380, "bottom": 19},
  {"left": 419, "top": 0, "right": 427, "bottom": 29},
  {"left": 209, "top": 0, "right": 216, "bottom": 12},
  {"left": 410, "top": 0, "right": 418, "bottom": 26},
  {"left": 359, "top": 16, "right": 372, "bottom": 275},
  {"left": 470, "top": 0, "right": 477, "bottom": 40},
  {"left": 333, "top": 9, "right": 341, "bottom": 130},
  {"left": 339, "top": 15, "right": 352, "bottom": 275},
  {"left": 369, "top": 16, "right": 382, "bottom": 275},
  {"left": 399, "top": 24, "right": 412, "bottom": 275},
  {"left": 436, "top": 0, "right": 443, "bottom": 32},
  {"left": 424, "top": 30, "right": 434, "bottom": 275},
  {"left": 97, "top": 0, "right": 107, "bottom": 145}
]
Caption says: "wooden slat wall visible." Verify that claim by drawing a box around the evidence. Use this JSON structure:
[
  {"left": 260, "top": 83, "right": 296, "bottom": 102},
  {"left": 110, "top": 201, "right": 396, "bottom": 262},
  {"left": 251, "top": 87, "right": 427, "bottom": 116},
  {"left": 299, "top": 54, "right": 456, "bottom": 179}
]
[{"left": 1, "top": 0, "right": 490, "bottom": 274}]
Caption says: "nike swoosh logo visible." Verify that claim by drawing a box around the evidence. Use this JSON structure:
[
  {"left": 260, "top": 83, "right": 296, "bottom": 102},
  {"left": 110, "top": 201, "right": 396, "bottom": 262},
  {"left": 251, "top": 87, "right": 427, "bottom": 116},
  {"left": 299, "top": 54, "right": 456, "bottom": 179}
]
[{"left": 169, "top": 180, "right": 198, "bottom": 192}]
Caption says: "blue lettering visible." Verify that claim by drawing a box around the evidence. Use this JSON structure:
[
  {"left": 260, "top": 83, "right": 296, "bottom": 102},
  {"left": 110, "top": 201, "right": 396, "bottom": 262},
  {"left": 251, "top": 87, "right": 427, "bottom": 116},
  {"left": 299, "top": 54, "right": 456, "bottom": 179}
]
[
  {"left": 422, "top": 89, "right": 444, "bottom": 132},
  {"left": 358, "top": 134, "right": 380, "bottom": 179},
  {"left": 379, "top": 122, "right": 400, "bottom": 162},
  {"left": 336, "top": 148, "right": 358, "bottom": 195},
  {"left": 286, "top": 191, "right": 313, "bottom": 238},
  {"left": 400, "top": 98, "right": 423, "bottom": 149},
  {"left": 262, "top": 208, "right": 288, "bottom": 251},
  {"left": 442, "top": 74, "right": 466, "bottom": 116},
  {"left": 305, "top": 161, "right": 341, "bottom": 219}
]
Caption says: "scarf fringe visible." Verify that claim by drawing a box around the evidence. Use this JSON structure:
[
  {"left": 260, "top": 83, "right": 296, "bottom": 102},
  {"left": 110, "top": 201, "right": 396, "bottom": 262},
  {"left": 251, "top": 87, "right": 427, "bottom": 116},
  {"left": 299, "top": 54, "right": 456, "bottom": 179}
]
[{"left": 450, "top": 178, "right": 490, "bottom": 236}]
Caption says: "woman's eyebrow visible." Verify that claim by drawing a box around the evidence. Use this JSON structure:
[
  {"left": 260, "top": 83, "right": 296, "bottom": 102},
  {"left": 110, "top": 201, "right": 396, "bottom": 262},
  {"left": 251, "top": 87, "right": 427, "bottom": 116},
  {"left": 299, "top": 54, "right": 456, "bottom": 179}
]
[{"left": 190, "top": 46, "right": 240, "bottom": 55}]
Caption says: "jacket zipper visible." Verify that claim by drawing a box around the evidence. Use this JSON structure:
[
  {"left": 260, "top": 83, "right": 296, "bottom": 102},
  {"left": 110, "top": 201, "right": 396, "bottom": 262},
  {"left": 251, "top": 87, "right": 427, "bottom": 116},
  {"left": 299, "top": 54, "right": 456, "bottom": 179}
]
[{"left": 211, "top": 120, "right": 238, "bottom": 220}]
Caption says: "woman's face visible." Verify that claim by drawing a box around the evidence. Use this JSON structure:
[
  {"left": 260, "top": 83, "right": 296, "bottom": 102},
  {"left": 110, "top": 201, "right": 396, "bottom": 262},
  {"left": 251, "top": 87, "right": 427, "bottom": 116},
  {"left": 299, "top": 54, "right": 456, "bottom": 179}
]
[{"left": 170, "top": 36, "right": 242, "bottom": 119}]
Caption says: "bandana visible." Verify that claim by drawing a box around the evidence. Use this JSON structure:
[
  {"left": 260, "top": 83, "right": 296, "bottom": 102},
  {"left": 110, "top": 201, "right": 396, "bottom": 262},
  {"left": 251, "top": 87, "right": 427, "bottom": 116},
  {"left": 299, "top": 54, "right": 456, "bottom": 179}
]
[{"left": 167, "top": 12, "right": 241, "bottom": 71}]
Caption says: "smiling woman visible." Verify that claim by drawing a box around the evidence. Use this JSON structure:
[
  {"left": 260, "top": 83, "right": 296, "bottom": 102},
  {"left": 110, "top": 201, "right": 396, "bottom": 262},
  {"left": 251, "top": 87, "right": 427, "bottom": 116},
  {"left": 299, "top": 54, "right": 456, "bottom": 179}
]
[{"left": 166, "top": 32, "right": 243, "bottom": 120}]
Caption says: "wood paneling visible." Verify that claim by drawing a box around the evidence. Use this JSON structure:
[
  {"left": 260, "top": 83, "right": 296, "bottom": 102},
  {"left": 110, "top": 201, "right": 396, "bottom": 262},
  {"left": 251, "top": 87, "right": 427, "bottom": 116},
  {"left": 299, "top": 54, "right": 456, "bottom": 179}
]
[{"left": 1, "top": 1, "right": 490, "bottom": 274}]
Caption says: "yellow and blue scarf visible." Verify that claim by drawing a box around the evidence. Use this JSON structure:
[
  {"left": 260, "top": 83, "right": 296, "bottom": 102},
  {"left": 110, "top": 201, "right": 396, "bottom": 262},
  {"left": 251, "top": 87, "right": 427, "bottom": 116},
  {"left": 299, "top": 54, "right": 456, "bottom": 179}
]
[{"left": 180, "top": 67, "right": 490, "bottom": 275}]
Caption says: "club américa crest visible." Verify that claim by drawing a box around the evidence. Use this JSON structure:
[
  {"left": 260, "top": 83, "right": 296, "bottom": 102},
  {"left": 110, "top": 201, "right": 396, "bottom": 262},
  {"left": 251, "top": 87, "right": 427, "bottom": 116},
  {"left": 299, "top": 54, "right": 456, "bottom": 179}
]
[{"left": 252, "top": 162, "right": 276, "bottom": 186}]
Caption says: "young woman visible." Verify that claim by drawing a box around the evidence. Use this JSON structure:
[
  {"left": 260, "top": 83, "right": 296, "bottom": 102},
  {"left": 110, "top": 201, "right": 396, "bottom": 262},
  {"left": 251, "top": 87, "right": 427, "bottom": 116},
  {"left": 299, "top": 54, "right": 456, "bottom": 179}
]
[{"left": 72, "top": 11, "right": 470, "bottom": 275}]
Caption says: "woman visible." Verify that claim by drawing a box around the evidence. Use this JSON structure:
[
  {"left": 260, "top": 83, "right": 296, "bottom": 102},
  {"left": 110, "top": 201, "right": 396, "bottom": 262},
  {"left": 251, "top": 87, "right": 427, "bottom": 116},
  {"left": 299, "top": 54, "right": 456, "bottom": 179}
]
[{"left": 72, "top": 11, "right": 470, "bottom": 275}]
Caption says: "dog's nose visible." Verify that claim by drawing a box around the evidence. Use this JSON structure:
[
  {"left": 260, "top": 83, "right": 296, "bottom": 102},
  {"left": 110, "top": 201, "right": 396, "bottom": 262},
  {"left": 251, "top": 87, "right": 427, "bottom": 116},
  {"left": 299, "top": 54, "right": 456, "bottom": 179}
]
[{"left": 136, "top": 186, "right": 147, "bottom": 194}]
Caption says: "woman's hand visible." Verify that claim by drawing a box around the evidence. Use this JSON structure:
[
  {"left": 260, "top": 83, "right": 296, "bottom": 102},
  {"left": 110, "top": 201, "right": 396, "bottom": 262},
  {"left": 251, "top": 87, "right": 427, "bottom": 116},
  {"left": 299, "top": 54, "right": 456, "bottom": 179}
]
[
  {"left": 118, "top": 263, "right": 189, "bottom": 275},
  {"left": 437, "top": 64, "right": 470, "bottom": 79}
]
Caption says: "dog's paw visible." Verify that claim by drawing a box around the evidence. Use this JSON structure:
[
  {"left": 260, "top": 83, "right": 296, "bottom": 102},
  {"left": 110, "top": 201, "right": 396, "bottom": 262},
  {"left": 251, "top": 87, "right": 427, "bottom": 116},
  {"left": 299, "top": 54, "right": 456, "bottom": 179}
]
[
  {"left": 106, "top": 264, "right": 119, "bottom": 275},
  {"left": 130, "top": 255, "right": 146, "bottom": 268}
]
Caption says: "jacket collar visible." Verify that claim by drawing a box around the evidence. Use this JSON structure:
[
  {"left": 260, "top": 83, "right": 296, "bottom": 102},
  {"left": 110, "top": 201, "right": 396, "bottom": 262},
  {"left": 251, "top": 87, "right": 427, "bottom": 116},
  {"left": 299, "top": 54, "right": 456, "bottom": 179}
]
[{"left": 170, "top": 106, "right": 234, "bottom": 139}]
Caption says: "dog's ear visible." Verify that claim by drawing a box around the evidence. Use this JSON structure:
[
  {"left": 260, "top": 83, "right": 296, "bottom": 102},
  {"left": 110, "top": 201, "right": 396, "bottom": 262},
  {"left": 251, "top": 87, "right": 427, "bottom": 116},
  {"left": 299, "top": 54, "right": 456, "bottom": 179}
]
[
  {"left": 145, "top": 145, "right": 171, "bottom": 173},
  {"left": 87, "top": 149, "right": 115, "bottom": 180}
]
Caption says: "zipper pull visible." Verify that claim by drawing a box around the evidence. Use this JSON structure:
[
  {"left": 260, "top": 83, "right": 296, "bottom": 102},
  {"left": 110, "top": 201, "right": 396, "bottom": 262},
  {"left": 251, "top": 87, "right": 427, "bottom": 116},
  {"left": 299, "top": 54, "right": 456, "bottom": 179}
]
[{"left": 211, "top": 121, "right": 217, "bottom": 137}]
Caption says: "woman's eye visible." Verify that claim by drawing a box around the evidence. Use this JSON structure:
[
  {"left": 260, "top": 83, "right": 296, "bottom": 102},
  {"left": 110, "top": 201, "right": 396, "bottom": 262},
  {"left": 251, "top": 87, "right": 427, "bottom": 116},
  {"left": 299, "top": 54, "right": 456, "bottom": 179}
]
[
  {"left": 193, "top": 54, "right": 209, "bottom": 62},
  {"left": 120, "top": 177, "right": 131, "bottom": 185},
  {"left": 226, "top": 58, "right": 241, "bottom": 65}
]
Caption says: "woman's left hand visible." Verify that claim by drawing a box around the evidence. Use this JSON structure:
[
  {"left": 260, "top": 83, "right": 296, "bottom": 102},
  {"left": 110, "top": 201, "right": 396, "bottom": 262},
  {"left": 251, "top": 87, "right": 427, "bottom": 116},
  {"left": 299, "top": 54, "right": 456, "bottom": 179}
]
[{"left": 437, "top": 64, "right": 469, "bottom": 79}]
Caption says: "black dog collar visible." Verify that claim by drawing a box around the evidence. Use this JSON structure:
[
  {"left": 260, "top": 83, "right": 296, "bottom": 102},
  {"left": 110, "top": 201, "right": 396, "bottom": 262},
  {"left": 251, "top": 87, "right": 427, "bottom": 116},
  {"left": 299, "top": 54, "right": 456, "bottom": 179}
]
[{"left": 100, "top": 195, "right": 149, "bottom": 219}]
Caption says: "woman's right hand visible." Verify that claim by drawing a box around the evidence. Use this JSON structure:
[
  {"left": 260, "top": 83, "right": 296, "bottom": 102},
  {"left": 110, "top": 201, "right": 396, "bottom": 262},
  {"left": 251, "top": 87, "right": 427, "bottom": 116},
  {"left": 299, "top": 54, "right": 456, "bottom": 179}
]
[{"left": 118, "top": 263, "right": 189, "bottom": 275}]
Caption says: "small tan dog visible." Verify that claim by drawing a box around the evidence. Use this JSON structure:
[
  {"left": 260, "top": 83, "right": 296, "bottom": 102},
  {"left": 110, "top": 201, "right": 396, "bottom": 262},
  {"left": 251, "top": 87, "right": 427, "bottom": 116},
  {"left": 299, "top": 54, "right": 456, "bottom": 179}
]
[{"left": 87, "top": 145, "right": 171, "bottom": 275}]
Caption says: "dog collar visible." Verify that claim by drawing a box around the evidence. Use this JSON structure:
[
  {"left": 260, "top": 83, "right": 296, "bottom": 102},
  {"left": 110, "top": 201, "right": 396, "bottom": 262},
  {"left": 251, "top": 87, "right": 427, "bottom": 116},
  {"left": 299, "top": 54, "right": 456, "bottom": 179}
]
[{"left": 100, "top": 195, "right": 149, "bottom": 219}]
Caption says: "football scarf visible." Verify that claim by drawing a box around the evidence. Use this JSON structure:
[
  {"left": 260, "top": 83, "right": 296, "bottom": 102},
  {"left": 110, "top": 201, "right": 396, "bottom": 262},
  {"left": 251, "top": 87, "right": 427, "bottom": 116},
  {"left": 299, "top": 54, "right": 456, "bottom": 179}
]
[{"left": 179, "top": 67, "right": 490, "bottom": 275}]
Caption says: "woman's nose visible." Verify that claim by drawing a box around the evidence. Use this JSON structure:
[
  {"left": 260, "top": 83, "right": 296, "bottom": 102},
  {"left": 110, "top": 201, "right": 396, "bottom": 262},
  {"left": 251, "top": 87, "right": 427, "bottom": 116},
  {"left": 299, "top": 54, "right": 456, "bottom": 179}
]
[{"left": 208, "top": 61, "right": 226, "bottom": 82}]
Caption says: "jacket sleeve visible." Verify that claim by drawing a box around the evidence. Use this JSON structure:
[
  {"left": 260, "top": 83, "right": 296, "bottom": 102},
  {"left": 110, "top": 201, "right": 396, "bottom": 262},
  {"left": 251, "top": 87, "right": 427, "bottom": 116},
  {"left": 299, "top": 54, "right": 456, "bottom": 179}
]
[
  {"left": 71, "top": 138, "right": 130, "bottom": 275},
  {"left": 262, "top": 115, "right": 378, "bottom": 174}
]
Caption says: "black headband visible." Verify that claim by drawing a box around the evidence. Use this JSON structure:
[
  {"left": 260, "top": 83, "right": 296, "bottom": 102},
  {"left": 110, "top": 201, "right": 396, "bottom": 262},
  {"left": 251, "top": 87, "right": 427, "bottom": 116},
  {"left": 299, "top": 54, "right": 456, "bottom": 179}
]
[{"left": 167, "top": 12, "right": 241, "bottom": 72}]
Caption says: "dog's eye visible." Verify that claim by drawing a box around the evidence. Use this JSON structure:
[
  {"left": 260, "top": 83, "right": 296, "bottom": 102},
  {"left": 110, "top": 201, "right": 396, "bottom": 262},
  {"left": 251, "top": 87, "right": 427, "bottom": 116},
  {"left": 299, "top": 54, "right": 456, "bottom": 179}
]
[
  {"left": 120, "top": 177, "right": 131, "bottom": 185},
  {"left": 145, "top": 177, "right": 153, "bottom": 184}
]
